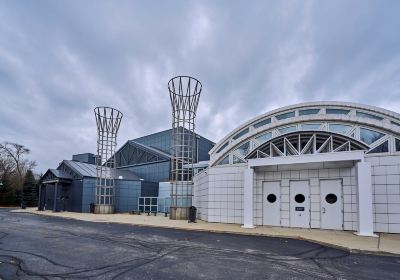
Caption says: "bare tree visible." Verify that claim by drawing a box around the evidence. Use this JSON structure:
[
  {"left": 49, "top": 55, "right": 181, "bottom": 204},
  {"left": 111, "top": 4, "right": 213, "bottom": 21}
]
[{"left": 0, "top": 142, "right": 36, "bottom": 190}]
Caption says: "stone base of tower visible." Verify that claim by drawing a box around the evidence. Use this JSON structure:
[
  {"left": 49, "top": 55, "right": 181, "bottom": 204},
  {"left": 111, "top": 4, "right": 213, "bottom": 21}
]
[
  {"left": 93, "top": 204, "right": 114, "bottom": 214},
  {"left": 169, "top": 207, "right": 189, "bottom": 220}
]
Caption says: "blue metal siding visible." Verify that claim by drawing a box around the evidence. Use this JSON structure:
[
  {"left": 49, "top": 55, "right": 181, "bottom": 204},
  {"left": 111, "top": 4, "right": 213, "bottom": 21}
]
[
  {"left": 80, "top": 179, "right": 158, "bottom": 213},
  {"left": 64, "top": 180, "right": 83, "bottom": 212},
  {"left": 134, "top": 130, "right": 172, "bottom": 154},
  {"left": 115, "top": 180, "right": 142, "bottom": 212},
  {"left": 140, "top": 181, "right": 159, "bottom": 197},
  {"left": 81, "top": 178, "right": 96, "bottom": 213},
  {"left": 134, "top": 129, "right": 214, "bottom": 162},
  {"left": 121, "top": 161, "right": 170, "bottom": 182},
  {"left": 197, "top": 136, "right": 215, "bottom": 161}
]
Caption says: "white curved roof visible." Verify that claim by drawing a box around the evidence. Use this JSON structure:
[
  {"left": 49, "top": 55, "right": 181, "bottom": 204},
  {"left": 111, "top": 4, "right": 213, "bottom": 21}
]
[{"left": 209, "top": 101, "right": 400, "bottom": 166}]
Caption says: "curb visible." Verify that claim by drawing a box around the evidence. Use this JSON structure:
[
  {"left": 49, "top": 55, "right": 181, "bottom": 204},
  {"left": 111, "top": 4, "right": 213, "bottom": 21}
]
[{"left": 13, "top": 209, "right": 400, "bottom": 257}]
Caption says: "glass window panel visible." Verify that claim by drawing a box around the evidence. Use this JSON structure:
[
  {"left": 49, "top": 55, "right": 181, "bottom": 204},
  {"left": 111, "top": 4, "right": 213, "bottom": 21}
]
[
  {"left": 299, "top": 109, "right": 320, "bottom": 116},
  {"left": 233, "top": 155, "right": 246, "bottom": 164},
  {"left": 356, "top": 111, "right": 383, "bottom": 120},
  {"left": 396, "top": 139, "right": 400, "bottom": 152},
  {"left": 253, "top": 118, "right": 271, "bottom": 129},
  {"left": 255, "top": 132, "right": 272, "bottom": 145},
  {"left": 216, "top": 142, "right": 228, "bottom": 153},
  {"left": 329, "top": 124, "right": 351, "bottom": 135},
  {"left": 326, "top": 108, "right": 350, "bottom": 115},
  {"left": 278, "top": 126, "right": 297, "bottom": 134},
  {"left": 275, "top": 111, "right": 295, "bottom": 120},
  {"left": 234, "top": 141, "right": 250, "bottom": 157},
  {"left": 360, "top": 128, "right": 385, "bottom": 145},
  {"left": 232, "top": 127, "right": 249, "bottom": 140},
  {"left": 368, "top": 141, "right": 388, "bottom": 154},
  {"left": 217, "top": 155, "right": 229, "bottom": 165},
  {"left": 301, "top": 123, "right": 321, "bottom": 130}
]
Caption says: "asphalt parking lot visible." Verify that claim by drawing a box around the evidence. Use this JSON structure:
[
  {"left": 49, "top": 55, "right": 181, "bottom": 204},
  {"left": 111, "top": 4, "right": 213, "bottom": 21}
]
[{"left": 0, "top": 208, "right": 399, "bottom": 280}]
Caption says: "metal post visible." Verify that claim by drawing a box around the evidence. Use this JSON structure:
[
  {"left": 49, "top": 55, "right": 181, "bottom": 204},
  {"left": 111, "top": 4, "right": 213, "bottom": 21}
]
[
  {"left": 94, "top": 107, "right": 123, "bottom": 214},
  {"left": 38, "top": 184, "right": 42, "bottom": 211},
  {"left": 168, "top": 76, "right": 202, "bottom": 220},
  {"left": 53, "top": 182, "right": 58, "bottom": 212}
]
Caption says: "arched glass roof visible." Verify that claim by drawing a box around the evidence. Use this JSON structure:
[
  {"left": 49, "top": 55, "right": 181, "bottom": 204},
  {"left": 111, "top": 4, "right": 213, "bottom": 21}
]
[{"left": 210, "top": 102, "right": 400, "bottom": 166}]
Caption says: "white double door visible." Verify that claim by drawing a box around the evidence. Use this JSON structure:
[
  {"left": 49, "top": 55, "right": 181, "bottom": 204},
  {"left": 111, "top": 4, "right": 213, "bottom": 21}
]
[
  {"left": 290, "top": 180, "right": 310, "bottom": 228},
  {"left": 263, "top": 181, "right": 280, "bottom": 226},
  {"left": 320, "top": 179, "right": 343, "bottom": 230}
]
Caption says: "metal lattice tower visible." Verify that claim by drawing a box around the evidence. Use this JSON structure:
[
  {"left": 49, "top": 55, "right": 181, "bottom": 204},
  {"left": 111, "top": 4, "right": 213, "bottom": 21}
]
[
  {"left": 94, "top": 106, "right": 123, "bottom": 214},
  {"left": 168, "top": 76, "right": 202, "bottom": 219}
]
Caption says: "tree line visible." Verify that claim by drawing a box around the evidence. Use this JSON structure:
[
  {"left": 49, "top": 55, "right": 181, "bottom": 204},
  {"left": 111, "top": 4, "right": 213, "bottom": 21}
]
[{"left": 0, "top": 142, "right": 38, "bottom": 206}]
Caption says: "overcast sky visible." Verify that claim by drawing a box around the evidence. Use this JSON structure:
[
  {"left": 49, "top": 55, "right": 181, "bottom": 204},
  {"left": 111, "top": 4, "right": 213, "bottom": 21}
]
[{"left": 1, "top": 0, "right": 400, "bottom": 173}]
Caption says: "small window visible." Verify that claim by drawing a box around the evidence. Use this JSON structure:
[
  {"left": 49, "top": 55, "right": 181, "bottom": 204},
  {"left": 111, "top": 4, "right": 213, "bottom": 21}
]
[
  {"left": 356, "top": 111, "right": 383, "bottom": 121},
  {"left": 232, "top": 128, "right": 249, "bottom": 140},
  {"left": 255, "top": 132, "right": 272, "bottom": 145},
  {"left": 368, "top": 141, "right": 389, "bottom": 154},
  {"left": 294, "top": 194, "right": 305, "bottom": 203},
  {"left": 396, "top": 139, "right": 400, "bottom": 152},
  {"left": 278, "top": 126, "right": 297, "bottom": 134},
  {"left": 232, "top": 155, "right": 246, "bottom": 164},
  {"left": 216, "top": 142, "right": 229, "bottom": 153},
  {"left": 217, "top": 155, "right": 229, "bottom": 165},
  {"left": 325, "top": 194, "right": 337, "bottom": 204},
  {"left": 267, "top": 194, "right": 277, "bottom": 203},
  {"left": 326, "top": 108, "right": 350, "bottom": 115},
  {"left": 360, "top": 128, "right": 385, "bottom": 145},
  {"left": 301, "top": 123, "right": 321, "bottom": 130},
  {"left": 329, "top": 124, "right": 352, "bottom": 135},
  {"left": 275, "top": 111, "right": 295, "bottom": 120},
  {"left": 299, "top": 109, "right": 320, "bottom": 116},
  {"left": 254, "top": 118, "right": 271, "bottom": 129},
  {"left": 234, "top": 142, "right": 250, "bottom": 157}
]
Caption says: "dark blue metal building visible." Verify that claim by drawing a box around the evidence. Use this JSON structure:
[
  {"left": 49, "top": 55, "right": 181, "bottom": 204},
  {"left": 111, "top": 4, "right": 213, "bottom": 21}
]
[
  {"left": 39, "top": 158, "right": 158, "bottom": 213},
  {"left": 115, "top": 129, "right": 215, "bottom": 182},
  {"left": 39, "top": 129, "right": 214, "bottom": 213}
]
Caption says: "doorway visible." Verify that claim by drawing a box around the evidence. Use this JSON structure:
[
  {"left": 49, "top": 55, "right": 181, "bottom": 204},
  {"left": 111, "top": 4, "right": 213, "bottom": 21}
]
[
  {"left": 290, "top": 180, "right": 310, "bottom": 228},
  {"left": 263, "top": 181, "right": 280, "bottom": 226},
  {"left": 320, "top": 179, "right": 343, "bottom": 230}
]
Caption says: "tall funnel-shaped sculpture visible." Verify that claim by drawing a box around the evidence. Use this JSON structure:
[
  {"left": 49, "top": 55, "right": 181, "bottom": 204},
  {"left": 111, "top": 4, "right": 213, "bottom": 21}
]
[
  {"left": 94, "top": 106, "right": 123, "bottom": 214},
  {"left": 168, "top": 76, "right": 202, "bottom": 219}
]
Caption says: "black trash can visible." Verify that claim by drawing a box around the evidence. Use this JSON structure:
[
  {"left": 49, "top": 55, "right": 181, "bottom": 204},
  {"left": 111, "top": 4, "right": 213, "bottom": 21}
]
[
  {"left": 90, "top": 203, "right": 95, "bottom": 213},
  {"left": 21, "top": 202, "right": 26, "bottom": 209},
  {"left": 188, "top": 206, "right": 197, "bottom": 223}
]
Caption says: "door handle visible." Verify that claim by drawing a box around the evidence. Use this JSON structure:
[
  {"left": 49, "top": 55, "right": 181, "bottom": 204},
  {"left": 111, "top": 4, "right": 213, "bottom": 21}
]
[{"left": 322, "top": 207, "right": 326, "bottom": 214}]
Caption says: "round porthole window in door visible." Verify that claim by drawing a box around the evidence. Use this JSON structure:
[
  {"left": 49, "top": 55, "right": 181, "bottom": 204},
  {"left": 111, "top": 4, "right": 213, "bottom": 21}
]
[
  {"left": 294, "top": 194, "right": 305, "bottom": 203},
  {"left": 267, "top": 194, "right": 277, "bottom": 203},
  {"left": 325, "top": 194, "right": 337, "bottom": 204}
]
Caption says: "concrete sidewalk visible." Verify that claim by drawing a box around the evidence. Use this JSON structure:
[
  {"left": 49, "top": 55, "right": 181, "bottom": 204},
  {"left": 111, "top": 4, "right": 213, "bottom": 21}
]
[{"left": 12, "top": 208, "right": 400, "bottom": 256}]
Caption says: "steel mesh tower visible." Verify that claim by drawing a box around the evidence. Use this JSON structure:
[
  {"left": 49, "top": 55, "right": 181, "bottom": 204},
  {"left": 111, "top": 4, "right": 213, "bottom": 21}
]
[
  {"left": 168, "top": 76, "right": 202, "bottom": 219},
  {"left": 94, "top": 106, "right": 123, "bottom": 214}
]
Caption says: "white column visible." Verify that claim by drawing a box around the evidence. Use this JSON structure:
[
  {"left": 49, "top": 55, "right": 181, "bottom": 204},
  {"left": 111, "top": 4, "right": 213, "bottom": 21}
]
[
  {"left": 242, "top": 168, "right": 255, "bottom": 228},
  {"left": 356, "top": 162, "right": 377, "bottom": 237}
]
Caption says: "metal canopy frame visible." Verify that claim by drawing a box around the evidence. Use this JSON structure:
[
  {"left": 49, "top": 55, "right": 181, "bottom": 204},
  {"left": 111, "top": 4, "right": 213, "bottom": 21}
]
[{"left": 246, "top": 131, "right": 369, "bottom": 160}]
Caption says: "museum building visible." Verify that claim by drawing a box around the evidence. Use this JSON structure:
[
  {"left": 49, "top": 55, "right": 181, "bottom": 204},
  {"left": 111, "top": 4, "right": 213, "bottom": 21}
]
[
  {"left": 193, "top": 102, "right": 400, "bottom": 235},
  {"left": 39, "top": 129, "right": 214, "bottom": 213}
]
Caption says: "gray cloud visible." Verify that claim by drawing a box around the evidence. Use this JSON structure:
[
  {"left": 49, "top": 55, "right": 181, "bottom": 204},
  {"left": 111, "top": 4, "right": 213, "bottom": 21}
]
[{"left": 0, "top": 0, "right": 399, "bottom": 172}]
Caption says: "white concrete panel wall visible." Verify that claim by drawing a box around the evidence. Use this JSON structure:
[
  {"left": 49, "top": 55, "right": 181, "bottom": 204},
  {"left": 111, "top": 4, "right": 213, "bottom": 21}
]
[
  {"left": 193, "top": 171, "right": 209, "bottom": 220},
  {"left": 194, "top": 154, "right": 400, "bottom": 233},
  {"left": 366, "top": 155, "right": 400, "bottom": 233},
  {"left": 254, "top": 167, "right": 357, "bottom": 230},
  {"left": 206, "top": 165, "right": 246, "bottom": 224}
]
